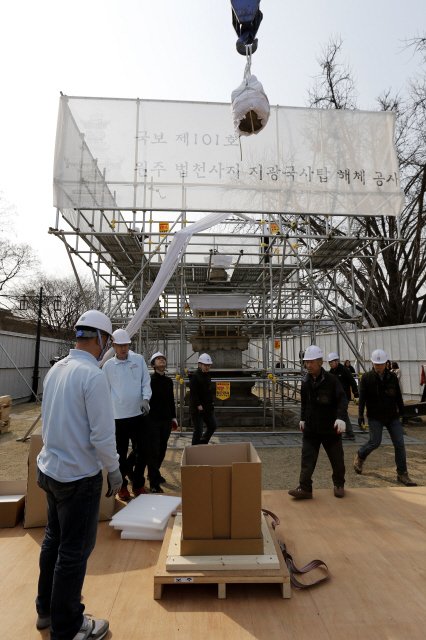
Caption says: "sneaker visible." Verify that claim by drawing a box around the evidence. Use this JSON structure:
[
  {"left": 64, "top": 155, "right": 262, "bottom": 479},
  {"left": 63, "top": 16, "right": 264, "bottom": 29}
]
[
  {"left": 150, "top": 485, "right": 164, "bottom": 494},
  {"left": 36, "top": 613, "right": 51, "bottom": 629},
  {"left": 334, "top": 486, "right": 345, "bottom": 498},
  {"left": 354, "top": 453, "right": 364, "bottom": 474},
  {"left": 397, "top": 472, "right": 418, "bottom": 487},
  {"left": 132, "top": 486, "right": 148, "bottom": 496},
  {"left": 73, "top": 615, "right": 109, "bottom": 640},
  {"left": 118, "top": 486, "right": 131, "bottom": 500},
  {"left": 159, "top": 475, "right": 166, "bottom": 484},
  {"left": 288, "top": 486, "right": 313, "bottom": 499}
]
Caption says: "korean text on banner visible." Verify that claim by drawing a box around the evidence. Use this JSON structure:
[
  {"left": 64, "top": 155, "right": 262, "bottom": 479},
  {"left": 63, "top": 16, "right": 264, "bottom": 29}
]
[{"left": 216, "top": 382, "right": 231, "bottom": 400}]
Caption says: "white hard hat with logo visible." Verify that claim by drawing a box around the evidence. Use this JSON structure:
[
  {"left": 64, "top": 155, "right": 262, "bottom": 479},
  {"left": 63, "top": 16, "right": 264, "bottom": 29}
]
[
  {"left": 328, "top": 352, "right": 339, "bottom": 362},
  {"left": 198, "top": 353, "right": 213, "bottom": 365},
  {"left": 151, "top": 351, "right": 166, "bottom": 367},
  {"left": 303, "top": 345, "right": 325, "bottom": 360},
  {"left": 75, "top": 310, "right": 113, "bottom": 337},
  {"left": 371, "top": 349, "right": 388, "bottom": 364},
  {"left": 112, "top": 329, "right": 131, "bottom": 344}
]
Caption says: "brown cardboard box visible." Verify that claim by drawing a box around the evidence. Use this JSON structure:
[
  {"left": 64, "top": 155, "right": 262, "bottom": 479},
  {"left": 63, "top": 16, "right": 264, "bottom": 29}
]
[
  {"left": 24, "top": 426, "right": 116, "bottom": 528},
  {"left": 181, "top": 442, "right": 262, "bottom": 554},
  {"left": 0, "top": 480, "right": 26, "bottom": 527}
]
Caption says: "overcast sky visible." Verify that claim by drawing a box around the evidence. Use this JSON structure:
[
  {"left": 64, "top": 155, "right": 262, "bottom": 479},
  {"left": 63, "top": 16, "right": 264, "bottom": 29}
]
[{"left": 0, "top": 0, "right": 424, "bottom": 280}]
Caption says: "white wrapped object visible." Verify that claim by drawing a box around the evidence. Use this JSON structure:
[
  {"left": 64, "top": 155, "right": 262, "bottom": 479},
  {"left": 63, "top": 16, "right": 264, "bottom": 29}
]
[
  {"left": 203, "top": 255, "right": 233, "bottom": 269},
  {"left": 110, "top": 495, "right": 181, "bottom": 530},
  {"left": 231, "top": 73, "right": 270, "bottom": 137},
  {"left": 121, "top": 524, "right": 167, "bottom": 541}
]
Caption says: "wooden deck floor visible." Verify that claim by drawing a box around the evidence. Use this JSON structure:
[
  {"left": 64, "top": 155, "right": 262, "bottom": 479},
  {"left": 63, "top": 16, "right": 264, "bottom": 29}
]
[{"left": 2, "top": 487, "right": 426, "bottom": 640}]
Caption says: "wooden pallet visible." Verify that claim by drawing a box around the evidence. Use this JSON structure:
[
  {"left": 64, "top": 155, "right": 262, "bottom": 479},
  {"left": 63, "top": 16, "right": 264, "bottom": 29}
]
[{"left": 154, "top": 514, "right": 290, "bottom": 600}]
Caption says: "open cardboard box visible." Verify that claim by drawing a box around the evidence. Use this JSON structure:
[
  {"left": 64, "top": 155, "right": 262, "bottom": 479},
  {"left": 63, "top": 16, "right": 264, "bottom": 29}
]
[
  {"left": 0, "top": 480, "right": 26, "bottom": 528},
  {"left": 24, "top": 426, "right": 116, "bottom": 529},
  {"left": 180, "top": 442, "right": 262, "bottom": 556}
]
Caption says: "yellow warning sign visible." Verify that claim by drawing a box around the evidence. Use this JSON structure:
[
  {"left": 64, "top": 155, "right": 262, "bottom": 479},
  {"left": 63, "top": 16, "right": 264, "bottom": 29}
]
[
  {"left": 271, "top": 223, "right": 279, "bottom": 234},
  {"left": 274, "top": 340, "right": 281, "bottom": 349},
  {"left": 159, "top": 222, "right": 169, "bottom": 237},
  {"left": 216, "top": 381, "right": 230, "bottom": 400}
]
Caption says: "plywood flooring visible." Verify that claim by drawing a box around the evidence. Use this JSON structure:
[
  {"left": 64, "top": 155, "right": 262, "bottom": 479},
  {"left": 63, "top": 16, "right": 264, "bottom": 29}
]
[{"left": 2, "top": 487, "right": 426, "bottom": 640}]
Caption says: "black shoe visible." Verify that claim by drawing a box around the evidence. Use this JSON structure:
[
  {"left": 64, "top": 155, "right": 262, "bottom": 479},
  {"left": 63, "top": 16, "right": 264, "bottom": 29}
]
[
  {"left": 343, "top": 432, "right": 355, "bottom": 440},
  {"left": 159, "top": 475, "right": 166, "bottom": 484},
  {"left": 151, "top": 485, "right": 164, "bottom": 494}
]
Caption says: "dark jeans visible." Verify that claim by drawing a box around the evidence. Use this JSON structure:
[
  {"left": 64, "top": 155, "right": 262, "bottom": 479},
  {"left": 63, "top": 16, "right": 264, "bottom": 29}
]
[
  {"left": 191, "top": 412, "right": 217, "bottom": 445},
  {"left": 148, "top": 418, "right": 172, "bottom": 486},
  {"left": 358, "top": 418, "right": 407, "bottom": 474},
  {"left": 115, "top": 414, "right": 150, "bottom": 489},
  {"left": 36, "top": 467, "right": 103, "bottom": 640},
  {"left": 299, "top": 431, "right": 345, "bottom": 492}
]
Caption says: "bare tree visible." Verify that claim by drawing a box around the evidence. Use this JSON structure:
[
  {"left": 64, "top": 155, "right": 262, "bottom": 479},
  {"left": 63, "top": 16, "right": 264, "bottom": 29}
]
[{"left": 305, "top": 35, "right": 426, "bottom": 327}]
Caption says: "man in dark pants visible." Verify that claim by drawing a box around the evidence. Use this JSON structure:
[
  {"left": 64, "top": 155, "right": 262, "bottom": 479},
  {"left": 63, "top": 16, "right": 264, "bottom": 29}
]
[
  {"left": 36, "top": 310, "right": 121, "bottom": 640},
  {"left": 289, "top": 345, "right": 349, "bottom": 499},
  {"left": 354, "top": 349, "right": 417, "bottom": 486},
  {"left": 189, "top": 353, "right": 217, "bottom": 445},
  {"left": 148, "top": 351, "right": 178, "bottom": 493},
  {"left": 103, "top": 329, "right": 152, "bottom": 499},
  {"left": 328, "top": 352, "right": 359, "bottom": 440}
]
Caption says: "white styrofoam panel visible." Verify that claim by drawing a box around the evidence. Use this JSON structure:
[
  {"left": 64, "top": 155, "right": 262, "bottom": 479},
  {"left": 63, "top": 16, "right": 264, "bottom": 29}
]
[{"left": 110, "top": 495, "right": 181, "bottom": 529}]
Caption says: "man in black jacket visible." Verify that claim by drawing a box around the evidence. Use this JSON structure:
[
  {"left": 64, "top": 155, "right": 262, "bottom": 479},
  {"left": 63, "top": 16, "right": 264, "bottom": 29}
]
[
  {"left": 147, "top": 352, "right": 178, "bottom": 493},
  {"left": 189, "top": 353, "right": 217, "bottom": 445},
  {"left": 328, "top": 352, "right": 359, "bottom": 440},
  {"left": 289, "top": 345, "right": 349, "bottom": 500},
  {"left": 354, "top": 349, "right": 417, "bottom": 486}
]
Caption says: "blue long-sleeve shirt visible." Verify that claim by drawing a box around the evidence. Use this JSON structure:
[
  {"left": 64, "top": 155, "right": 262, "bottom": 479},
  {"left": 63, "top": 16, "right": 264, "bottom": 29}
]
[
  {"left": 103, "top": 350, "right": 151, "bottom": 420},
  {"left": 37, "top": 349, "right": 119, "bottom": 482}
]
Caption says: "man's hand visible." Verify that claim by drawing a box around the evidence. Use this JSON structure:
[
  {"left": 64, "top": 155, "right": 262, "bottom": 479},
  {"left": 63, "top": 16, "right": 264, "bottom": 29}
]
[
  {"left": 171, "top": 418, "right": 178, "bottom": 431},
  {"left": 198, "top": 405, "right": 203, "bottom": 412},
  {"left": 358, "top": 416, "right": 364, "bottom": 428},
  {"left": 140, "top": 399, "right": 150, "bottom": 415},
  {"left": 299, "top": 421, "right": 305, "bottom": 433},
  {"left": 106, "top": 468, "right": 123, "bottom": 497},
  {"left": 334, "top": 419, "right": 346, "bottom": 434}
]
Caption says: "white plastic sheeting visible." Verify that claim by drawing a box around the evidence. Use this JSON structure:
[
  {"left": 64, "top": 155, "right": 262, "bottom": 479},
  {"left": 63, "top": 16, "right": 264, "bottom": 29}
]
[
  {"left": 231, "top": 74, "right": 270, "bottom": 136},
  {"left": 109, "top": 494, "right": 181, "bottom": 540},
  {"left": 54, "top": 96, "right": 404, "bottom": 216},
  {"left": 203, "top": 255, "right": 233, "bottom": 268},
  {"left": 188, "top": 294, "right": 250, "bottom": 312}
]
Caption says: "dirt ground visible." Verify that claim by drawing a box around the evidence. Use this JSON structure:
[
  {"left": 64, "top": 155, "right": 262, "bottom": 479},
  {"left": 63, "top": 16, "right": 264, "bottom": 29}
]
[{"left": 2, "top": 401, "right": 426, "bottom": 493}]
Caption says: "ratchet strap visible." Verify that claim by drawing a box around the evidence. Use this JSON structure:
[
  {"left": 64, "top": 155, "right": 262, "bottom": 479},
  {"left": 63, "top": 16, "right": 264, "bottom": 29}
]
[{"left": 261, "top": 509, "right": 329, "bottom": 589}]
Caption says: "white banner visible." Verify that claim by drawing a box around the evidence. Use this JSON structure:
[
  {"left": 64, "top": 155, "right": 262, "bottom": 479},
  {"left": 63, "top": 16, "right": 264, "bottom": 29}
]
[{"left": 54, "top": 96, "right": 404, "bottom": 217}]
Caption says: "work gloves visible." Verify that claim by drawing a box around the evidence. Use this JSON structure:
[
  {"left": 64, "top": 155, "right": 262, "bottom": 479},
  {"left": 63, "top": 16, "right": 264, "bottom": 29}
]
[
  {"left": 334, "top": 419, "right": 346, "bottom": 434},
  {"left": 358, "top": 416, "right": 364, "bottom": 428},
  {"left": 106, "top": 468, "right": 123, "bottom": 497},
  {"left": 172, "top": 418, "right": 178, "bottom": 431},
  {"left": 299, "top": 421, "right": 305, "bottom": 433},
  {"left": 140, "top": 399, "right": 150, "bottom": 415}
]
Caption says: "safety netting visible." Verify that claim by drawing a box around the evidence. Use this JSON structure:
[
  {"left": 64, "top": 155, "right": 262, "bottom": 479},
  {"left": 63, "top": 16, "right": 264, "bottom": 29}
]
[{"left": 54, "top": 96, "right": 404, "bottom": 217}]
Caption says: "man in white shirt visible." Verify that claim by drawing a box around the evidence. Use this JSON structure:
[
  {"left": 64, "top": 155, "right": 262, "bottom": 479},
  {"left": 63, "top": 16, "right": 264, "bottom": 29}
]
[
  {"left": 36, "top": 310, "right": 121, "bottom": 640},
  {"left": 103, "top": 329, "right": 152, "bottom": 499}
]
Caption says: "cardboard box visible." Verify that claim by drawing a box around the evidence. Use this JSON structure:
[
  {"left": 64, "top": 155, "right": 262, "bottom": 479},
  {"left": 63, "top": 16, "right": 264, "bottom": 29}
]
[
  {"left": 24, "top": 426, "right": 116, "bottom": 529},
  {"left": 0, "top": 480, "right": 26, "bottom": 527},
  {"left": 181, "top": 442, "right": 262, "bottom": 554}
]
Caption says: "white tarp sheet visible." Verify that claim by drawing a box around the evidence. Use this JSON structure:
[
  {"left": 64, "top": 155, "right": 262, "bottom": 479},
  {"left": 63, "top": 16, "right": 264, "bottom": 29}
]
[
  {"left": 54, "top": 96, "right": 404, "bottom": 217},
  {"left": 188, "top": 294, "right": 251, "bottom": 312}
]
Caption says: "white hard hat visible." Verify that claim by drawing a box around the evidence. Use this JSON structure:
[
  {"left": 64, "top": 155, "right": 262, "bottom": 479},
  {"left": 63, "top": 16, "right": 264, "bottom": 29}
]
[
  {"left": 328, "top": 352, "right": 339, "bottom": 362},
  {"left": 371, "top": 349, "right": 388, "bottom": 364},
  {"left": 198, "top": 353, "right": 213, "bottom": 365},
  {"left": 303, "top": 345, "right": 324, "bottom": 360},
  {"left": 151, "top": 351, "right": 166, "bottom": 366},
  {"left": 112, "top": 329, "right": 131, "bottom": 345},
  {"left": 75, "top": 310, "right": 113, "bottom": 337}
]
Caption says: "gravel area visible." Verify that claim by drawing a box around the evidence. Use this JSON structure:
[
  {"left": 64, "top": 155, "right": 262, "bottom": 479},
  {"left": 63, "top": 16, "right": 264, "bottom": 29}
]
[{"left": 2, "top": 402, "right": 426, "bottom": 493}]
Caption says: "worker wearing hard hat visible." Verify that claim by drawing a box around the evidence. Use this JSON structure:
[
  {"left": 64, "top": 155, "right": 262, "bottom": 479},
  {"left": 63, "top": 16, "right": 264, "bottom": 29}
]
[
  {"left": 354, "top": 349, "right": 417, "bottom": 486},
  {"left": 103, "top": 328, "right": 152, "bottom": 499},
  {"left": 189, "top": 353, "right": 217, "bottom": 445},
  {"left": 289, "top": 345, "right": 348, "bottom": 500},
  {"left": 328, "top": 352, "right": 359, "bottom": 440},
  {"left": 36, "top": 310, "right": 121, "bottom": 640},
  {"left": 147, "top": 352, "right": 178, "bottom": 493}
]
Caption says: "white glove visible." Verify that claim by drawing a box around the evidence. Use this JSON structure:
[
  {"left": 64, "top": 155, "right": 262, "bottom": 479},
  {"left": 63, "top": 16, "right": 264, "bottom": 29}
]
[
  {"left": 171, "top": 418, "right": 178, "bottom": 431},
  {"left": 299, "top": 421, "right": 305, "bottom": 432},
  {"left": 141, "top": 399, "right": 150, "bottom": 415},
  {"left": 334, "top": 419, "right": 346, "bottom": 434}
]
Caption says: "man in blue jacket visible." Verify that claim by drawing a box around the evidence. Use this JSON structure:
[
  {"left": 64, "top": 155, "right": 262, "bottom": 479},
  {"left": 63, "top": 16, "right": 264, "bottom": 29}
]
[
  {"left": 36, "top": 310, "right": 121, "bottom": 640},
  {"left": 103, "top": 329, "right": 152, "bottom": 499}
]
